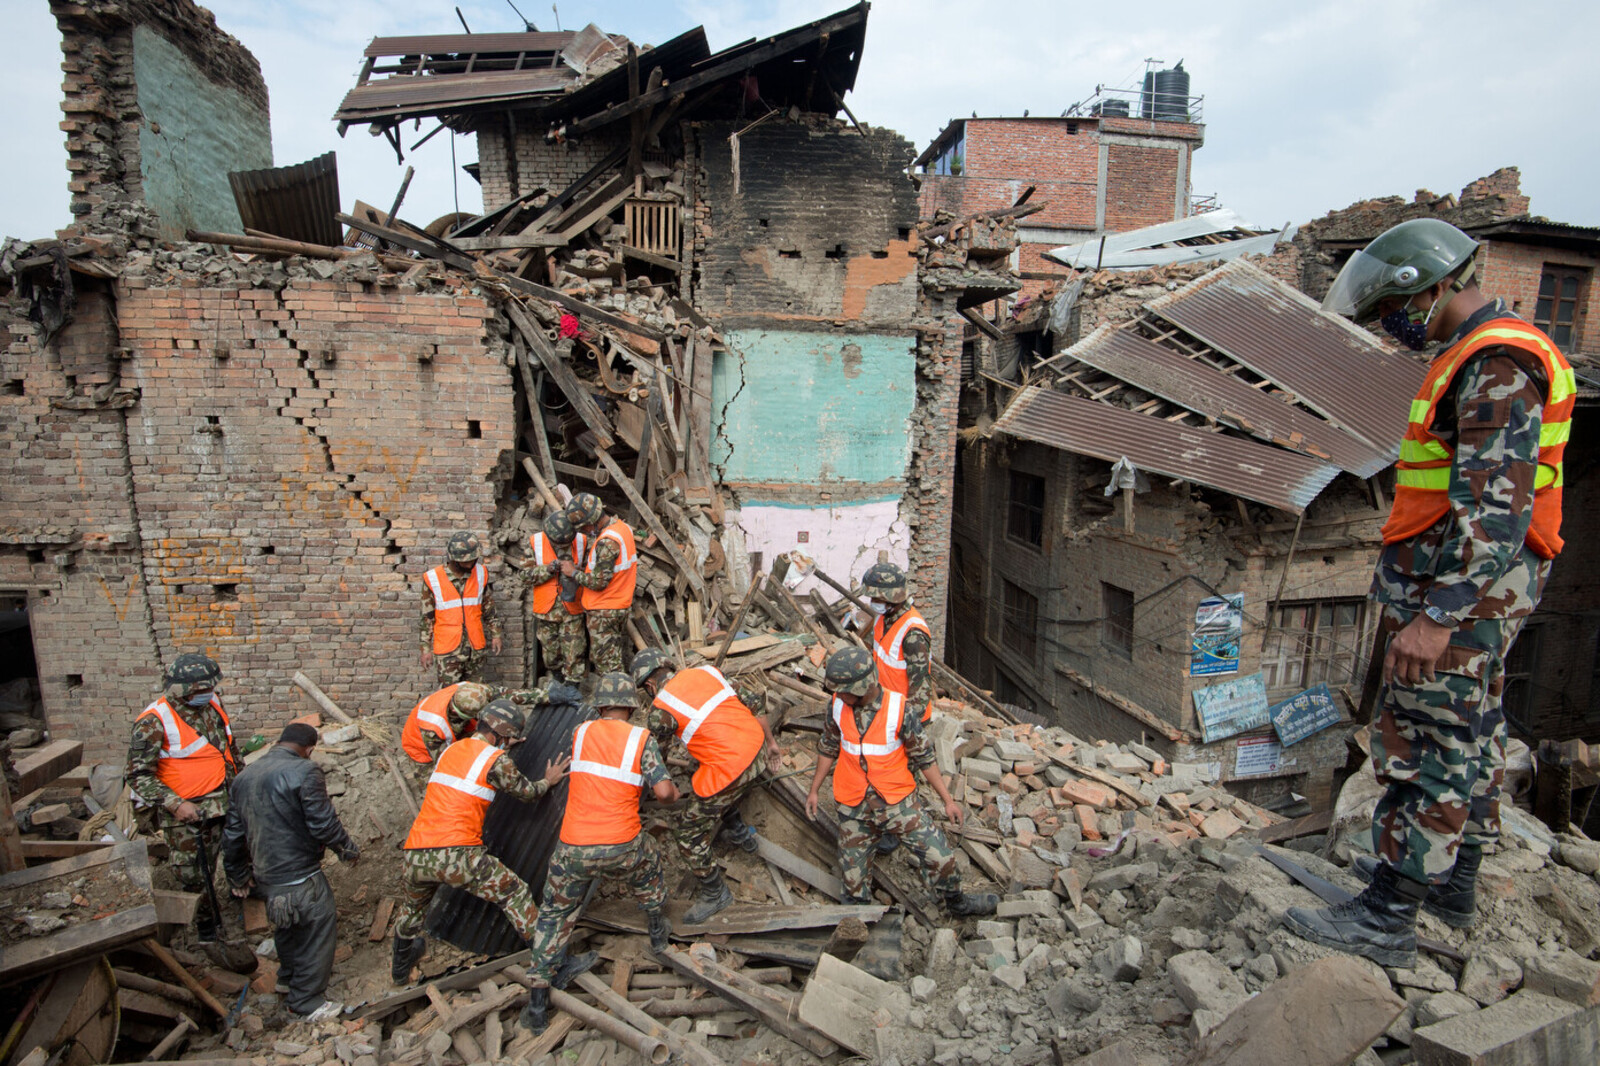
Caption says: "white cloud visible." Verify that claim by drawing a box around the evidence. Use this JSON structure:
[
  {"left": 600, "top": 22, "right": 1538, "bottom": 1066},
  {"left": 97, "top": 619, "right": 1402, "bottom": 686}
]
[{"left": 2, "top": 0, "right": 1595, "bottom": 242}]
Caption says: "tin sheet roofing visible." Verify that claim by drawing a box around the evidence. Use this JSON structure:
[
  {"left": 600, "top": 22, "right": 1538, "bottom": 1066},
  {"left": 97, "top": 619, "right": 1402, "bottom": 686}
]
[
  {"left": 425, "top": 686, "right": 593, "bottom": 956},
  {"left": 228, "top": 152, "right": 343, "bottom": 247},
  {"left": 1062, "top": 323, "right": 1394, "bottom": 478},
  {"left": 1144, "top": 259, "right": 1425, "bottom": 454},
  {"left": 993, "top": 387, "right": 1339, "bottom": 513}
]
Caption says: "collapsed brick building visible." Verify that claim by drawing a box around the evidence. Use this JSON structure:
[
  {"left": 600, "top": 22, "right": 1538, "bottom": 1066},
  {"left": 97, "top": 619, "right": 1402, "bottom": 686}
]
[{"left": 1, "top": 0, "right": 1011, "bottom": 763}]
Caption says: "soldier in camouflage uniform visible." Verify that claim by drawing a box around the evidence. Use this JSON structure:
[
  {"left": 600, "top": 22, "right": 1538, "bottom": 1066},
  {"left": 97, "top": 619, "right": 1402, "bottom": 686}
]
[
  {"left": 420, "top": 532, "right": 502, "bottom": 686},
  {"left": 392, "top": 701, "right": 570, "bottom": 984},
  {"left": 521, "top": 674, "right": 677, "bottom": 1034},
  {"left": 401, "top": 681, "right": 551, "bottom": 792},
  {"left": 561, "top": 494, "right": 635, "bottom": 676},
  {"left": 806, "top": 648, "right": 997, "bottom": 916},
  {"left": 126, "top": 653, "right": 243, "bottom": 943},
  {"left": 861, "top": 561, "right": 938, "bottom": 855},
  {"left": 521, "top": 511, "right": 588, "bottom": 684},
  {"left": 1286, "top": 219, "right": 1574, "bottom": 968},
  {"left": 632, "top": 649, "right": 783, "bottom": 923}
]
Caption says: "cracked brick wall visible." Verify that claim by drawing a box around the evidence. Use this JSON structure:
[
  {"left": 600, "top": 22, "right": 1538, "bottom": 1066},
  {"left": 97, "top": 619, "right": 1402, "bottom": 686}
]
[{"left": 2, "top": 272, "right": 521, "bottom": 761}]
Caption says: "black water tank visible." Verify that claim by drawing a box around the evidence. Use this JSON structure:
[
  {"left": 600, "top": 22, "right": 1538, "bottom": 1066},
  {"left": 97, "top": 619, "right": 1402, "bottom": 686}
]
[
  {"left": 1095, "top": 98, "right": 1130, "bottom": 118},
  {"left": 1151, "top": 62, "right": 1191, "bottom": 122}
]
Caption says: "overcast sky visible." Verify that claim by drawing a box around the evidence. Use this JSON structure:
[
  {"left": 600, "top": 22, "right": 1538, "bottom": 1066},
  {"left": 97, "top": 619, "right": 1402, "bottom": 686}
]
[{"left": 4, "top": 0, "right": 1596, "bottom": 241}]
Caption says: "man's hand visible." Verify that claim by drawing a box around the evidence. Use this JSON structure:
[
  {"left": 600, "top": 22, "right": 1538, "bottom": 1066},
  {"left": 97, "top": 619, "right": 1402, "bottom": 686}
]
[
  {"left": 542, "top": 753, "right": 572, "bottom": 787},
  {"left": 944, "top": 797, "right": 965, "bottom": 827},
  {"left": 764, "top": 741, "right": 783, "bottom": 774},
  {"left": 492, "top": 636, "right": 503, "bottom": 655},
  {"left": 559, "top": 560, "right": 576, "bottom": 577},
  {"left": 1384, "top": 614, "right": 1454, "bottom": 687},
  {"left": 420, "top": 649, "right": 434, "bottom": 668},
  {"left": 805, "top": 788, "right": 820, "bottom": 820},
  {"left": 229, "top": 880, "right": 252, "bottom": 899},
  {"left": 341, "top": 847, "right": 361, "bottom": 866},
  {"left": 172, "top": 801, "right": 201, "bottom": 824}
]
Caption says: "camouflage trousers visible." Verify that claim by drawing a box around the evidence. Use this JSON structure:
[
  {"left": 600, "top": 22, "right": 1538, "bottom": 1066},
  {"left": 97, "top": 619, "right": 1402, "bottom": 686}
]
[
  {"left": 161, "top": 814, "right": 226, "bottom": 929},
  {"left": 435, "top": 643, "right": 488, "bottom": 686},
  {"left": 536, "top": 610, "right": 587, "bottom": 684},
  {"left": 673, "top": 755, "right": 765, "bottom": 880},
  {"left": 528, "top": 834, "right": 665, "bottom": 987},
  {"left": 585, "top": 608, "right": 631, "bottom": 675},
  {"left": 396, "top": 845, "right": 537, "bottom": 941},
  {"left": 1372, "top": 605, "right": 1525, "bottom": 884},
  {"left": 837, "top": 792, "right": 959, "bottom": 902}
]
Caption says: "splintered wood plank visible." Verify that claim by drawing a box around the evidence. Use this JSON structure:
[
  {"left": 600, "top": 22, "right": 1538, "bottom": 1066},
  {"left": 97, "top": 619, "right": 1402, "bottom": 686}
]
[
  {"left": 12, "top": 741, "right": 84, "bottom": 794},
  {"left": 581, "top": 900, "right": 883, "bottom": 937},
  {"left": 369, "top": 897, "right": 397, "bottom": 941}
]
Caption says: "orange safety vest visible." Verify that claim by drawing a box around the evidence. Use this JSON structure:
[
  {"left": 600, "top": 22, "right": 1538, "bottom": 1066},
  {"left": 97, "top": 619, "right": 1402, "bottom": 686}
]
[
  {"left": 561, "top": 718, "right": 648, "bottom": 846},
  {"left": 830, "top": 691, "right": 917, "bottom": 807},
  {"left": 873, "top": 607, "right": 934, "bottom": 723},
  {"left": 1383, "top": 317, "right": 1576, "bottom": 559},
  {"left": 402, "top": 685, "right": 467, "bottom": 764},
  {"left": 652, "top": 665, "right": 766, "bottom": 798},
  {"left": 528, "top": 530, "right": 587, "bottom": 616},
  {"left": 425, "top": 563, "right": 489, "bottom": 654},
  {"left": 579, "top": 519, "right": 637, "bottom": 611},
  {"left": 403, "top": 736, "right": 504, "bottom": 849},
  {"left": 136, "top": 696, "right": 235, "bottom": 800}
]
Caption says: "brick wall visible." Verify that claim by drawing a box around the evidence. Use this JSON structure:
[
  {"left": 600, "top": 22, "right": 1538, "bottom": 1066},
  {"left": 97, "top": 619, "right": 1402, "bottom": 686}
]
[
  {"left": 1104, "top": 143, "right": 1182, "bottom": 232},
  {"left": 475, "top": 125, "right": 631, "bottom": 213},
  {"left": 1, "top": 268, "right": 523, "bottom": 761},
  {"left": 1478, "top": 239, "right": 1600, "bottom": 357}
]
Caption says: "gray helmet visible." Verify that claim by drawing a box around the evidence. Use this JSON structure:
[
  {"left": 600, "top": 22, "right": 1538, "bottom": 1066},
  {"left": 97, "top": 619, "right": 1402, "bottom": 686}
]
[
  {"left": 479, "top": 699, "right": 526, "bottom": 738},
  {"left": 566, "top": 492, "right": 604, "bottom": 529},
  {"left": 631, "top": 648, "right": 673, "bottom": 689},
  {"left": 593, "top": 672, "right": 638, "bottom": 710},
  {"left": 861, "top": 562, "right": 908, "bottom": 605},
  {"left": 447, "top": 531, "right": 482, "bottom": 563},
  {"left": 824, "top": 647, "right": 876, "bottom": 697},
  {"left": 450, "top": 682, "right": 493, "bottom": 717},
  {"left": 543, "top": 510, "right": 576, "bottom": 546},
  {"left": 1322, "top": 218, "right": 1479, "bottom": 323},
  {"left": 164, "top": 652, "right": 221, "bottom": 697}
]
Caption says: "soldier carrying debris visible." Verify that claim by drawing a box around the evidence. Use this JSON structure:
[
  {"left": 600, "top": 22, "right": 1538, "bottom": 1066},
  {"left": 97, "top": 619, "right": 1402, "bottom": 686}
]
[
  {"left": 126, "top": 652, "right": 243, "bottom": 948},
  {"left": 520, "top": 674, "right": 678, "bottom": 1034},
  {"left": 400, "top": 681, "right": 549, "bottom": 791},
  {"left": 391, "top": 700, "right": 570, "bottom": 984},
  {"left": 420, "top": 531, "right": 502, "bottom": 686},
  {"left": 632, "top": 649, "right": 784, "bottom": 924},
  {"left": 560, "top": 493, "right": 636, "bottom": 675},
  {"left": 523, "top": 510, "right": 589, "bottom": 684},
  {"left": 1286, "top": 218, "right": 1574, "bottom": 967},
  {"left": 806, "top": 647, "right": 998, "bottom": 917}
]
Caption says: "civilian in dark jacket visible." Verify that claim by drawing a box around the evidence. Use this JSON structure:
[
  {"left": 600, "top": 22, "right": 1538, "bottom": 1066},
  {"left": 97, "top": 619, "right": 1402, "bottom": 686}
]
[{"left": 222, "top": 723, "right": 358, "bottom": 1020}]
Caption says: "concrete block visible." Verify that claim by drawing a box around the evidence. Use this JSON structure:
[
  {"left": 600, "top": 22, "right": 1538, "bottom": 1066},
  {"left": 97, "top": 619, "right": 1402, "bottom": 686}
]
[
  {"left": 1046, "top": 977, "right": 1101, "bottom": 1019},
  {"left": 974, "top": 920, "right": 1015, "bottom": 939},
  {"left": 1086, "top": 862, "right": 1158, "bottom": 893},
  {"left": 926, "top": 928, "right": 958, "bottom": 972},
  {"left": 1411, "top": 991, "right": 1600, "bottom": 1066},
  {"left": 1043, "top": 764, "right": 1072, "bottom": 787},
  {"left": 995, "top": 898, "right": 1055, "bottom": 919},
  {"left": 992, "top": 964, "right": 1027, "bottom": 992},
  {"left": 1126, "top": 741, "right": 1163, "bottom": 766},
  {"left": 1103, "top": 751, "right": 1147, "bottom": 774},
  {"left": 1416, "top": 992, "right": 1480, "bottom": 1029},
  {"left": 1063, "top": 906, "right": 1104, "bottom": 936},
  {"left": 992, "top": 739, "right": 1034, "bottom": 763},
  {"left": 1522, "top": 949, "right": 1600, "bottom": 1006},
  {"left": 961, "top": 757, "right": 1003, "bottom": 783},
  {"left": 1458, "top": 952, "right": 1522, "bottom": 1006},
  {"left": 1167, "top": 950, "right": 1248, "bottom": 1014},
  {"left": 1095, "top": 936, "right": 1142, "bottom": 983},
  {"left": 909, "top": 976, "right": 938, "bottom": 1003}
]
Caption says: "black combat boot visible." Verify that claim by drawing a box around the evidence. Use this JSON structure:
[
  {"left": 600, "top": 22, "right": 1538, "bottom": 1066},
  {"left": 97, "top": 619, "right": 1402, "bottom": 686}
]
[
  {"left": 684, "top": 870, "right": 734, "bottom": 924},
  {"left": 391, "top": 935, "right": 426, "bottom": 984},
  {"left": 716, "top": 811, "right": 760, "bottom": 854},
  {"left": 1282, "top": 861, "right": 1427, "bottom": 968},
  {"left": 551, "top": 949, "right": 598, "bottom": 989},
  {"left": 647, "top": 909, "right": 672, "bottom": 954},
  {"left": 1352, "top": 844, "right": 1482, "bottom": 929},
  {"left": 194, "top": 908, "right": 219, "bottom": 944},
  {"left": 519, "top": 986, "right": 549, "bottom": 1033},
  {"left": 944, "top": 889, "right": 999, "bottom": 917}
]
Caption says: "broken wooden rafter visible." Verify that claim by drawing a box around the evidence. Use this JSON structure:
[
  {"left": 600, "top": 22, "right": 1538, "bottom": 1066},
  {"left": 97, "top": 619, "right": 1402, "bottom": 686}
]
[
  {"left": 656, "top": 948, "right": 834, "bottom": 1057},
  {"left": 595, "top": 448, "right": 707, "bottom": 599},
  {"left": 505, "top": 301, "right": 616, "bottom": 449}
]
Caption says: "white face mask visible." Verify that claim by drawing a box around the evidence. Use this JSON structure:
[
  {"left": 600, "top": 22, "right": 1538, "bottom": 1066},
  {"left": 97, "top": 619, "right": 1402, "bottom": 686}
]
[{"left": 868, "top": 601, "right": 888, "bottom": 616}]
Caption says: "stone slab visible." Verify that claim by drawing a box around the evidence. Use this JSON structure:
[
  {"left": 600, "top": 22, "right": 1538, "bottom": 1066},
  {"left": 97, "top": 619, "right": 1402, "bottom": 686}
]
[{"left": 1412, "top": 992, "right": 1599, "bottom": 1066}]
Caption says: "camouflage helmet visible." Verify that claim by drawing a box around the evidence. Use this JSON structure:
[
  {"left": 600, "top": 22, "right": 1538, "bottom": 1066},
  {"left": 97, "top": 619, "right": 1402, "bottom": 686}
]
[
  {"left": 630, "top": 648, "right": 673, "bottom": 689},
  {"left": 543, "top": 509, "right": 577, "bottom": 546},
  {"left": 447, "top": 531, "right": 482, "bottom": 563},
  {"left": 824, "top": 646, "right": 876, "bottom": 697},
  {"left": 861, "top": 561, "right": 909, "bottom": 605},
  {"left": 566, "top": 492, "right": 604, "bottom": 529},
  {"left": 593, "top": 672, "right": 638, "bottom": 710},
  {"left": 164, "top": 652, "right": 221, "bottom": 697},
  {"left": 450, "top": 682, "right": 493, "bottom": 717},
  {"left": 479, "top": 699, "right": 526, "bottom": 738}
]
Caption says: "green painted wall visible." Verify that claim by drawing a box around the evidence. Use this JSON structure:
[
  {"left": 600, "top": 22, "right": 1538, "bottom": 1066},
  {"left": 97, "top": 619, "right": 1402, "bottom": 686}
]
[
  {"left": 712, "top": 330, "right": 915, "bottom": 484},
  {"left": 133, "top": 26, "right": 272, "bottom": 239}
]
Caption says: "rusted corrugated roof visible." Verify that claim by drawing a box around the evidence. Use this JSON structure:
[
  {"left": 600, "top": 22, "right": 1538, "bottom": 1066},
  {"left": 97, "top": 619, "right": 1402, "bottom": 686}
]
[
  {"left": 425, "top": 686, "right": 593, "bottom": 956},
  {"left": 1144, "top": 259, "right": 1425, "bottom": 455},
  {"left": 1062, "top": 323, "right": 1393, "bottom": 478},
  {"left": 993, "top": 387, "right": 1339, "bottom": 513},
  {"left": 229, "top": 152, "right": 342, "bottom": 247}
]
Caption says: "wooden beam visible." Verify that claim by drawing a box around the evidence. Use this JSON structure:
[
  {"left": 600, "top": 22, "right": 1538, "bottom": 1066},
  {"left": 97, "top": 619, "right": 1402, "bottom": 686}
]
[
  {"left": 656, "top": 948, "right": 834, "bottom": 1057},
  {"left": 616, "top": 245, "right": 683, "bottom": 272},
  {"left": 12, "top": 740, "right": 84, "bottom": 794},
  {"left": 355, "top": 950, "right": 533, "bottom": 1020},
  {"left": 505, "top": 301, "right": 616, "bottom": 449},
  {"left": 570, "top": 972, "right": 725, "bottom": 1066},
  {"left": 515, "top": 338, "right": 559, "bottom": 488},
  {"left": 448, "top": 234, "right": 569, "bottom": 251},
  {"left": 595, "top": 449, "right": 707, "bottom": 600},
  {"left": 753, "top": 834, "right": 843, "bottom": 900}
]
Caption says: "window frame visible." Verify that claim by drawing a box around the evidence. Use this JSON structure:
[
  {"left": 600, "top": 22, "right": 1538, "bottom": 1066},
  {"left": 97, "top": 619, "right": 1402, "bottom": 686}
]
[
  {"left": 1005, "top": 470, "right": 1046, "bottom": 549},
  {"left": 1260, "top": 597, "right": 1374, "bottom": 696},
  {"left": 1102, "top": 582, "right": 1134, "bottom": 659},
  {"left": 1534, "top": 264, "right": 1589, "bottom": 352},
  {"left": 1001, "top": 578, "right": 1039, "bottom": 662}
]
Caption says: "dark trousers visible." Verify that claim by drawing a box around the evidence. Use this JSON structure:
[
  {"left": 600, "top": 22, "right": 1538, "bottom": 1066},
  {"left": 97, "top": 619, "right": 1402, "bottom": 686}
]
[{"left": 266, "top": 871, "right": 338, "bottom": 1014}]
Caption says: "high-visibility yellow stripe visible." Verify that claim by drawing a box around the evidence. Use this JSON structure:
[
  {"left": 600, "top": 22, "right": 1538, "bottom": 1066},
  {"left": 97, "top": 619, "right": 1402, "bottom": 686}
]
[
  {"left": 1396, "top": 468, "right": 1450, "bottom": 490},
  {"left": 1540, "top": 421, "right": 1571, "bottom": 448},
  {"left": 1551, "top": 367, "right": 1577, "bottom": 404},
  {"left": 1536, "top": 464, "right": 1563, "bottom": 489},
  {"left": 1409, "top": 398, "right": 1433, "bottom": 421},
  {"left": 1399, "top": 439, "right": 1451, "bottom": 463}
]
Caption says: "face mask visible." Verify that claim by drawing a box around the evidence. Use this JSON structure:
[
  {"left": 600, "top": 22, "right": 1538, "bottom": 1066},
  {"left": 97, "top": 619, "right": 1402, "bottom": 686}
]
[
  {"left": 186, "top": 690, "right": 215, "bottom": 707},
  {"left": 868, "top": 601, "right": 888, "bottom": 616}
]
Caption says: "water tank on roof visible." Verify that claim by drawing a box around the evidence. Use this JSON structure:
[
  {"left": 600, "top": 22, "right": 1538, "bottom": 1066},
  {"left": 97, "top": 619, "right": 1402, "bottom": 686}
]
[
  {"left": 1093, "top": 98, "right": 1130, "bottom": 118},
  {"left": 1141, "top": 61, "right": 1190, "bottom": 122}
]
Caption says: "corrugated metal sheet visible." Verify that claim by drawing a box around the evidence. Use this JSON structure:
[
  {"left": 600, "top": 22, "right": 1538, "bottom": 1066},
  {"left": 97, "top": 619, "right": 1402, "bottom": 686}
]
[
  {"left": 1062, "top": 323, "right": 1393, "bottom": 478},
  {"left": 336, "top": 69, "right": 576, "bottom": 120},
  {"left": 425, "top": 687, "right": 594, "bottom": 956},
  {"left": 1145, "top": 259, "right": 1425, "bottom": 455},
  {"left": 992, "top": 387, "right": 1339, "bottom": 513},
  {"left": 228, "top": 152, "right": 342, "bottom": 247},
  {"left": 364, "top": 32, "right": 575, "bottom": 58}
]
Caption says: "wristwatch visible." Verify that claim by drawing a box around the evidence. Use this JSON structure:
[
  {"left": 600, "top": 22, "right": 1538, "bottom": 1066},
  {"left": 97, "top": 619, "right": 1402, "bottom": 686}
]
[{"left": 1422, "top": 604, "right": 1459, "bottom": 628}]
